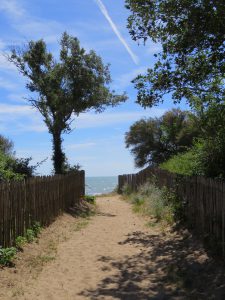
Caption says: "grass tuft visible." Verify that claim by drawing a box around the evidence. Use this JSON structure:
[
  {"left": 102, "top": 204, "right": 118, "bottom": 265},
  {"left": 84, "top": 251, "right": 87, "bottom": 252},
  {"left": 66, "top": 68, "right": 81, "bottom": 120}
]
[{"left": 123, "top": 181, "right": 181, "bottom": 226}]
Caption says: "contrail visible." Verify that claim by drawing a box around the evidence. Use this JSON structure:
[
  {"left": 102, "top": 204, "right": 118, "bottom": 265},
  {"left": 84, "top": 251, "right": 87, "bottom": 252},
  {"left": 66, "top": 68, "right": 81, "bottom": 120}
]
[{"left": 94, "top": 0, "right": 139, "bottom": 65}]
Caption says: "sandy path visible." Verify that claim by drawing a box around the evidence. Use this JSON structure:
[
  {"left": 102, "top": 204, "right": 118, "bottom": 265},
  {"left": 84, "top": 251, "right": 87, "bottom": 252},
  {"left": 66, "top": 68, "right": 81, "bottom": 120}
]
[
  {"left": 1, "top": 195, "right": 225, "bottom": 299},
  {"left": 17, "top": 195, "right": 150, "bottom": 300}
]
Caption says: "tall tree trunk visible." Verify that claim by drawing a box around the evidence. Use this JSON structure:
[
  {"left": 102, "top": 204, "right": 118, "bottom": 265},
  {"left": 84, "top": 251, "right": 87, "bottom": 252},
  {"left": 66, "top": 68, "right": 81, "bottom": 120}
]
[{"left": 52, "top": 130, "right": 65, "bottom": 174}]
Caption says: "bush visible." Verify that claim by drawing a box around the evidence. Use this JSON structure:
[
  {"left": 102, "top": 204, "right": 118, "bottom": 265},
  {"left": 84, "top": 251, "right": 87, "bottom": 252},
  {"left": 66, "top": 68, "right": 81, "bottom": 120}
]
[
  {"left": 139, "top": 183, "right": 168, "bottom": 221},
  {"left": 125, "top": 182, "right": 173, "bottom": 223},
  {"left": 15, "top": 222, "right": 42, "bottom": 249},
  {"left": 15, "top": 236, "right": 27, "bottom": 249},
  {"left": 26, "top": 229, "right": 36, "bottom": 243},
  {"left": 160, "top": 149, "right": 200, "bottom": 176},
  {"left": 160, "top": 136, "right": 225, "bottom": 179},
  {"left": 0, "top": 247, "right": 17, "bottom": 266},
  {"left": 127, "top": 182, "right": 179, "bottom": 225},
  {"left": 84, "top": 195, "right": 96, "bottom": 204},
  {"left": 121, "top": 183, "right": 133, "bottom": 196},
  {"left": 32, "top": 222, "right": 42, "bottom": 237}
]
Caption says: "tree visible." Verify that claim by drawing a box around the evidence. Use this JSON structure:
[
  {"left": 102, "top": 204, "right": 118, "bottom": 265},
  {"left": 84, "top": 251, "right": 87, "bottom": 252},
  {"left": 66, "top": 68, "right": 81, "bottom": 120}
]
[
  {"left": 0, "top": 135, "right": 14, "bottom": 156},
  {"left": 125, "top": 0, "right": 225, "bottom": 108},
  {"left": 9, "top": 32, "right": 126, "bottom": 174},
  {"left": 193, "top": 103, "right": 225, "bottom": 178},
  {"left": 125, "top": 109, "right": 199, "bottom": 168},
  {"left": 0, "top": 139, "right": 37, "bottom": 180}
]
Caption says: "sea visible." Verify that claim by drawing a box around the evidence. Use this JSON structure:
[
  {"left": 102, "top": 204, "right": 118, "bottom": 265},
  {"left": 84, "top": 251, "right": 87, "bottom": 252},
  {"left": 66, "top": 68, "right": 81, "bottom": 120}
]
[{"left": 85, "top": 176, "right": 118, "bottom": 195}]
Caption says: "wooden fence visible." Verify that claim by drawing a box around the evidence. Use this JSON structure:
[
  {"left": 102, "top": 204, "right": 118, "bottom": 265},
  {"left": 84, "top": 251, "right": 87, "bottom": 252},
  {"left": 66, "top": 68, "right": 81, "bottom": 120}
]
[
  {"left": 119, "top": 167, "right": 225, "bottom": 255},
  {"left": 0, "top": 171, "right": 85, "bottom": 247}
]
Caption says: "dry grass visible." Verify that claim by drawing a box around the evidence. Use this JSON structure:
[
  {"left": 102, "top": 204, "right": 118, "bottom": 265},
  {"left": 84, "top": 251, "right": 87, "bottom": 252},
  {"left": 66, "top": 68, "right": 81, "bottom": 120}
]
[{"left": 0, "top": 208, "right": 95, "bottom": 299}]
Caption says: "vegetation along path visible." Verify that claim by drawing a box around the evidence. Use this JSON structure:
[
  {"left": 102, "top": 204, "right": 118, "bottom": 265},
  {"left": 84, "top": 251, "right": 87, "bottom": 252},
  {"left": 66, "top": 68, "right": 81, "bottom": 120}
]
[{"left": 1, "top": 195, "right": 225, "bottom": 299}]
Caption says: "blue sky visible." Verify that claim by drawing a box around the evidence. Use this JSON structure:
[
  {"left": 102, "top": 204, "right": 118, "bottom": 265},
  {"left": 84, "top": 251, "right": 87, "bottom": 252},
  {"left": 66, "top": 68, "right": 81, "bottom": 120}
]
[{"left": 0, "top": 0, "right": 184, "bottom": 177}]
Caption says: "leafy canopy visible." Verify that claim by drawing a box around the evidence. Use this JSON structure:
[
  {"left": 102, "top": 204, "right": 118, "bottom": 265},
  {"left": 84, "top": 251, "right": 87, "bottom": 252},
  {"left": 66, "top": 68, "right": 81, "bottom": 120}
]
[
  {"left": 0, "top": 135, "right": 38, "bottom": 181},
  {"left": 125, "top": 109, "right": 199, "bottom": 168},
  {"left": 10, "top": 32, "right": 126, "bottom": 134},
  {"left": 125, "top": 0, "right": 225, "bottom": 108},
  {"left": 9, "top": 32, "right": 127, "bottom": 174}
]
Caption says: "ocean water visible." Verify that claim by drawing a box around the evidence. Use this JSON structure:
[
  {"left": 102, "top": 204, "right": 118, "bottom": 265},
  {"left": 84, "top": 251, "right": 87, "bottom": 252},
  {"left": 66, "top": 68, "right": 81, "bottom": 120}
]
[{"left": 85, "top": 176, "right": 118, "bottom": 195}]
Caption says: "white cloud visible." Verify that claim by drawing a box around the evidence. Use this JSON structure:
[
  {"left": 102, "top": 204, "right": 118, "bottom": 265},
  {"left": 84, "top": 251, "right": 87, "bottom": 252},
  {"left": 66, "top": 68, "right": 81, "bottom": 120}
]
[
  {"left": 0, "top": 77, "right": 18, "bottom": 90},
  {"left": 0, "top": 0, "right": 62, "bottom": 45},
  {"left": 0, "top": 0, "right": 25, "bottom": 19},
  {"left": 75, "top": 109, "right": 166, "bottom": 129},
  {"left": 0, "top": 103, "right": 46, "bottom": 133},
  {"left": 15, "top": 20, "right": 62, "bottom": 44},
  {"left": 0, "top": 39, "right": 6, "bottom": 50},
  {"left": 94, "top": 0, "right": 139, "bottom": 65},
  {"left": 114, "top": 67, "right": 148, "bottom": 90},
  {"left": 16, "top": 122, "right": 46, "bottom": 133},
  {"left": 0, "top": 53, "right": 17, "bottom": 71},
  {"left": 66, "top": 142, "right": 96, "bottom": 150},
  {"left": 7, "top": 93, "right": 27, "bottom": 103},
  {"left": 0, "top": 103, "right": 31, "bottom": 114},
  {"left": 0, "top": 104, "right": 165, "bottom": 134}
]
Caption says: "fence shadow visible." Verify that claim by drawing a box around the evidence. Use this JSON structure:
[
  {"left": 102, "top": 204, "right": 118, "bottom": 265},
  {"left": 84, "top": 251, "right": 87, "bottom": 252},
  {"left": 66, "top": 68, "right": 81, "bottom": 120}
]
[
  {"left": 79, "top": 231, "right": 225, "bottom": 299},
  {"left": 119, "top": 168, "right": 225, "bottom": 258}
]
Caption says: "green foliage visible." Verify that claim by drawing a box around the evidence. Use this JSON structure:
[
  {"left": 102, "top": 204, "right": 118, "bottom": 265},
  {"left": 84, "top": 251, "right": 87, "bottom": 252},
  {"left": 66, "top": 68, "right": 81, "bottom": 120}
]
[
  {"left": 161, "top": 134, "right": 225, "bottom": 179},
  {"left": 138, "top": 183, "right": 169, "bottom": 222},
  {"left": 15, "top": 223, "right": 42, "bottom": 250},
  {"left": 0, "top": 134, "right": 38, "bottom": 181},
  {"left": 125, "top": 1, "right": 225, "bottom": 179},
  {"left": 0, "top": 151, "right": 25, "bottom": 181},
  {"left": 15, "top": 236, "right": 27, "bottom": 249},
  {"left": 63, "top": 162, "right": 82, "bottom": 175},
  {"left": 0, "top": 223, "right": 42, "bottom": 266},
  {"left": 161, "top": 187, "right": 184, "bottom": 222},
  {"left": 25, "top": 222, "right": 42, "bottom": 243},
  {"left": 26, "top": 229, "right": 36, "bottom": 243},
  {"left": 160, "top": 149, "right": 200, "bottom": 176},
  {"left": 125, "top": 0, "right": 225, "bottom": 108},
  {"left": 125, "top": 109, "right": 199, "bottom": 168},
  {"left": 9, "top": 32, "right": 127, "bottom": 174},
  {"left": 32, "top": 222, "right": 42, "bottom": 237},
  {"left": 0, "top": 135, "right": 14, "bottom": 156},
  {"left": 0, "top": 247, "right": 17, "bottom": 266},
  {"left": 12, "top": 157, "right": 37, "bottom": 178},
  {"left": 121, "top": 183, "right": 133, "bottom": 196},
  {"left": 195, "top": 104, "right": 225, "bottom": 178},
  {"left": 84, "top": 195, "right": 96, "bottom": 204},
  {"left": 192, "top": 137, "right": 225, "bottom": 179},
  {"left": 126, "top": 182, "right": 179, "bottom": 225}
]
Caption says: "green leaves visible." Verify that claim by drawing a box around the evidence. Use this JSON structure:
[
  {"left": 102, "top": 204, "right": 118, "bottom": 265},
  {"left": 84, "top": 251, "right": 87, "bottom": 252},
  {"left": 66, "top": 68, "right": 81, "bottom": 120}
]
[
  {"left": 0, "top": 247, "right": 16, "bottom": 266},
  {"left": 126, "top": 0, "right": 225, "bottom": 108},
  {"left": 9, "top": 32, "right": 127, "bottom": 174},
  {"left": 125, "top": 109, "right": 199, "bottom": 168}
]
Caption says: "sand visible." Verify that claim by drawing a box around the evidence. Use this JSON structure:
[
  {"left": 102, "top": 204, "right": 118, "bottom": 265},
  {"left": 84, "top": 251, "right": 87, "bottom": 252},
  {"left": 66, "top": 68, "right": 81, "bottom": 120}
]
[{"left": 1, "top": 195, "right": 225, "bottom": 299}]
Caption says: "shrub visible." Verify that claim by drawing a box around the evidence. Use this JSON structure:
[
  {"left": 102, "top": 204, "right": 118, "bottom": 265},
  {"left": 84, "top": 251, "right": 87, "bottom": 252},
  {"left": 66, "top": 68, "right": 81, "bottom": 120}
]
[
  {"left": 15, "top": 222, "right": 42, "bottom": 249},
  {"left": 121, "top": 183, "right": 133, "bottom": 196},
  {"left": 140, "top": 184, "right": 167, "bottom": 221},
  {"left": 160, "top": 137, "right": 225, "bottom": 179},
  {"left": 127, "top": 182, "right": 182, "bottom": 225},
  {"left": 32, "top": 222, "right": 42, "bottom": 237},
  {"left": 162, "top": 187, "right": 184, "bottom": 222},
  {"left": 0, "top": 247, "right": 17, "bottom": 266},
  {"left": 26, "top": 229, "right": 36, "bottom": 243},
  {"left": 84, "top": 195, "right": 96, "bottom": 204},
  {"left": 160, "top": 149, "right": 199, "bottom": 176},
  {"left": 15, "top": 236, "right": 27, "bottom": 249}
]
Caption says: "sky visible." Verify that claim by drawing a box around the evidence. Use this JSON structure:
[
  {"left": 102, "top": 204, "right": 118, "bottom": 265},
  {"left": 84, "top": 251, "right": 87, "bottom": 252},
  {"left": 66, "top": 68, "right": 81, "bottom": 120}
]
[{"left": 0, "top": 0, "right": 185, "bottom": 177}]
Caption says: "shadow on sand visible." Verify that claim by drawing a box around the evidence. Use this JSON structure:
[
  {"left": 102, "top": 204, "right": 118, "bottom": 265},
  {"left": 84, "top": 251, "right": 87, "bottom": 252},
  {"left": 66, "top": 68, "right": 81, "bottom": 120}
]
[{"left": 79, "top": 231, "right": 225, "bottom": 299}]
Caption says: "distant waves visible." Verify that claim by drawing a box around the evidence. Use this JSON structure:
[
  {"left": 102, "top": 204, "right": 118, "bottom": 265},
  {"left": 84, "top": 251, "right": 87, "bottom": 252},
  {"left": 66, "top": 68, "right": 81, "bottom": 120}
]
[{"left": 85, "top": 176, "right": 117, "bottom": 195}]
